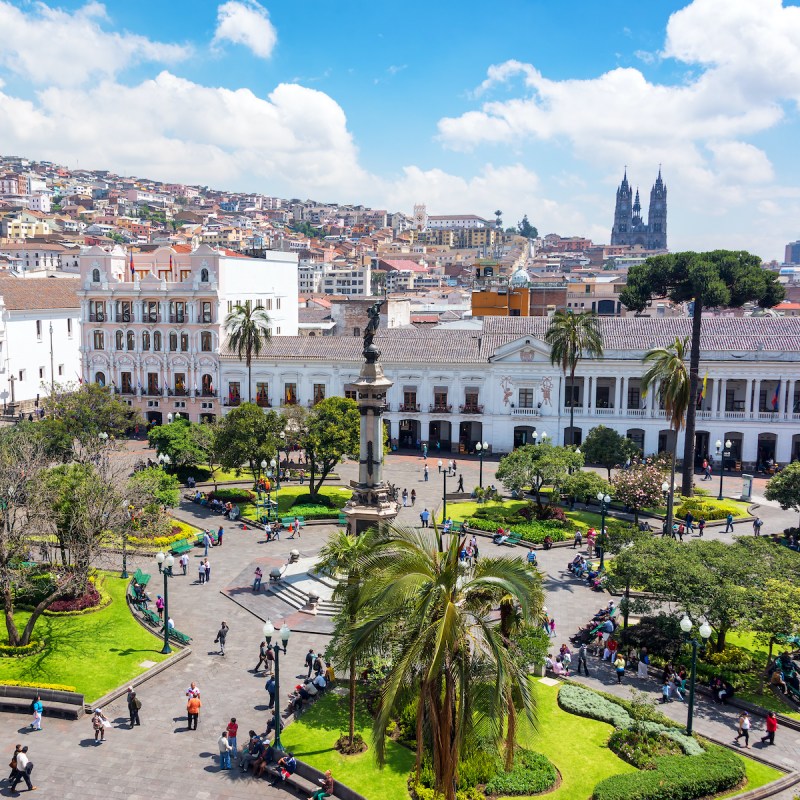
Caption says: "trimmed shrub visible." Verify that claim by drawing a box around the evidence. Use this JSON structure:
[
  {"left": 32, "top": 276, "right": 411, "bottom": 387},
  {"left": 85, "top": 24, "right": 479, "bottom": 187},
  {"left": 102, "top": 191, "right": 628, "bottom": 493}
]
[
  {"left": 288, "top": 503, "right": 341, "bottom": 520},
  {"left": 592, "top": 743, "right": 744, "bottom": 800},
  {"left": 466, "top": 517, "right": 570, "bottom": 544},
  {"left": 674, "top": 498, "right": 742, "bottom": 521},
  {"left": 608, "top": 729, "right": 682, "bottom": 770},
  {"left": 292, "top": 493, "right": 337, "bottom": 508},
  {"left": 484, "top": 749, "right": 558, "bottom": 796},
  {"left": 47, "top": 584, "right": 101, "bottom": 613},
  {"left": 558, "top": 683, "right": 632, "bottom": 728},
  {"left": 0, "top": 640, "right": 45, "bottom": 658},
  {"left": 209, "top": 488, "right": 255, "bottom": 503},
  {"left": 0, "top": 679, "right": 76, "bottom": 691}
]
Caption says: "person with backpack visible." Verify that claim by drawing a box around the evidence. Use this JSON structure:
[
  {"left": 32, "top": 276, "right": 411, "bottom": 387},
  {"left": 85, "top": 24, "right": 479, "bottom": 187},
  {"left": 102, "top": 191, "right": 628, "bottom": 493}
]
[
  {"left": 313, "top": 653, "right": 324, "bottom": 677},
  {"left": 304, "top": 648, "right": 315, "bottom": 678},
  {"left": 127, "top": 689, "right": 141, "bottom": 727},
  {"left": 278, "top": 752, "right": 297, "bottom": 781},
  {"left": 9, "top": 745, "right": 35, "bottom": 792},
  {"left": 30, "top": 695, "right": 42, "bottom": 731}
]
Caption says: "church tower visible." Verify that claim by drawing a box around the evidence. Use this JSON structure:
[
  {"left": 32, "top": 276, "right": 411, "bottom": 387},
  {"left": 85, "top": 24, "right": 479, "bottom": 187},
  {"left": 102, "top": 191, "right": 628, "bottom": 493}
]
[
  {"left": 610, "top": 169, "right": 632, "bottom": 245},
  {"left": 646, "top": 168, "right": 667, "bottom": 250}
]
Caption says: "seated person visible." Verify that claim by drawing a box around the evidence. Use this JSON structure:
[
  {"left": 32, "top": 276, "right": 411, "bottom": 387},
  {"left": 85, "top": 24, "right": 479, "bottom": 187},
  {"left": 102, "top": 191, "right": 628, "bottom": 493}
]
[
  {"left": 493, "top": 528, "right": 508, "bottom": 545},
  {"left": 459, "top": 520, "right": 468, "bottom": 533},
  {"left": 717, "top": 679, "right": 734, "bottom": 704},
  {"left": 543, "top": 535, "right": 553, "bottom": 550},
  {"left": 193, "top": 490, "right": 201, "bottom": 501},
  {"left": 544, "top": 654, "right": 554, "bottom": 671},
  {"left": 324, "top": 662, "right": 336, "bottom": 683},
  {"left": 229, "top": 504, "right": 240, "bottom": 521},
  {"left": 252, "top": 741, "right": 277, "bottom": 778},
  {"left": 769, "top": 670, "right": 787, "bottom": 694},
  {"left": 187, "top": 476, "right": 196, "bottom": 488},
  {"left": 133, "top": 582, "right": 149, "bottom": 608},
  {"left": 312, "top": 673, "right": 327, "bottom": 691},
  {"left": 786, "top": 669, "right": 800, "bottom": 692},
  {"left": 277, "top": 753, "right": 297, "bottom": 782},
  {"left": 239, "top": 732, "right": 264, "bottom": 772},
  {"left": 551, "top": 656, "right": 566, "bottom": 676}
]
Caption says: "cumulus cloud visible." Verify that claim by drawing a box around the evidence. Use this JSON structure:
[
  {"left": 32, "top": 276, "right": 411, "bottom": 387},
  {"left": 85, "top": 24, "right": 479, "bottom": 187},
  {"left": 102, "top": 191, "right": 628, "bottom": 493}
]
[
  {"left": 0, "top": 1, "right": 190, "bottom": 87},
  {"left": 213, "top": 0, "right": 277, "bottom": 59}
]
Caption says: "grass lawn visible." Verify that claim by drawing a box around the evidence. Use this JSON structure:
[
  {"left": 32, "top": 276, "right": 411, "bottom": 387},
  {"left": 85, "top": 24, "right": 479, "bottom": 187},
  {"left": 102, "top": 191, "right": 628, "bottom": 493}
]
[
  {"left": 715, "top": 755, "right": 783, "bottom": 799},
  {"left": 0, "top": 571, "right": 169, "bottom": 703},
  {"left": 241, "top": 485, "right": 352, "bottom": 519},
  {"left": 441, "top": 498, "right": 530, "bottom": 522},
  {"left": 279, "top": 691, "right": 414, "bottom": 800},
  {"left": 511, "top": 680, "right": 635, "bottom": 800}
]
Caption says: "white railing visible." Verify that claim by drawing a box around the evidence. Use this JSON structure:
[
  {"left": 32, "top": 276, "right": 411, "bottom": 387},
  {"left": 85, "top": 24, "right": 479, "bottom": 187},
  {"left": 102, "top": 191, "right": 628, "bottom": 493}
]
[
  {"left": 651, "top": 410, "right": 667, "bottom": 418},
  {"left": 724, "top": 411, "right": 746, "bottom": 420},
  {"left": 511, "top": 407, "right": 541, "bottom": 417},
  {"left": 624, "top": 408, "right": 647, "bottom": 417},
  {"left": 696, "top": 410, "right": 713, "bottom": 419},
  {"left": 593, "top": 407, "right": 615, "bottom": 415},
  {"left": 562, "top": 406, "right": 586, "bottom": 416},
  {"left": 757, "top": 411, "right": 780, "bottom": 421}
]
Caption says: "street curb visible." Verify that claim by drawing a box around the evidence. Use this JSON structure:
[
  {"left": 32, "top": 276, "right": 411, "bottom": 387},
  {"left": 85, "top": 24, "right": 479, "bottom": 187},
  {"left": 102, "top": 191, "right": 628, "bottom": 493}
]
[
  {"left": 726, "top": 771, "right": 800, "bottom": 800},
  {"left": 87, "top": 646, "right": 192, "bottom": 712}
]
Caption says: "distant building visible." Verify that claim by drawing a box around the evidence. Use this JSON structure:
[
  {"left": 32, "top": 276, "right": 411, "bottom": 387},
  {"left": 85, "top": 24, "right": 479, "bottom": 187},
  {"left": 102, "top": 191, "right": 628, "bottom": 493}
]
[
  {"left": 786, "top": 240, "right": 800, "bottom": 265},
  {"left": 610, "top": 168, "right": 667, "bottom": 251}
]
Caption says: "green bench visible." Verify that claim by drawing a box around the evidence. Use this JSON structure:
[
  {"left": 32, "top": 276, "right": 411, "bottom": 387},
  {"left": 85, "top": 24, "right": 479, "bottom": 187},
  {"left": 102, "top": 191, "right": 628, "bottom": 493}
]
[
  {"left": 127, "top": 582, "right": 147, "bottom": 609},
  {"left": 168, "top": 628, "right": 192, "bottom": 646},
  {"left": 141, "top": 608, "right": 161, "bottom": 627},
  {"left": 787, "top": 682, "right": 800, "bottom": 706},
  {"left": 281, "top": 516, "right": 306, "bottom": 528},
  {"left": 337, "top": 512, "right": 347, "bottom": 527},
  {"left": 504, "top": 531, "right": 522, "bottom": 546},
  {"left": 133, "top": 568, "right": 151, "bottom": 587},
  {"left": 170, "top": 538, "right": 194, "bottom": 555}
]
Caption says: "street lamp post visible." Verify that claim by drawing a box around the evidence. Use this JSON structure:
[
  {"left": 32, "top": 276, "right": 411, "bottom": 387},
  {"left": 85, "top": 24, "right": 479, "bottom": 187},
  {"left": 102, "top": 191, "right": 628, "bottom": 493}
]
[
  {"left": 597, "top": 492, "right": 611, "bottom": 570},
  {"left": 49, "top": 322, "right": 54, "bottom": 399},
  {"left": 270, "top": 458, "right": 278, "bottom": 517},
  {"left": 263, "top": 619, "right": 291, "bottom": 749},
  {"left": 441, "top": 465, "right": 448, "bottom": 522},
  {"left": 154, "top": 551, "right": 174, "bottom": 654},
  {"left": 662, "top": 476, "right": 675, "bottom": 535},
  {"left": 475, "top": 440, "right": 489, "bottom": 488},
  {"left": 716, "top": 439, "right": 732, "bottom": 501},
  {"left": 679, "top": 615, "right": 713, "bottom": 735}
]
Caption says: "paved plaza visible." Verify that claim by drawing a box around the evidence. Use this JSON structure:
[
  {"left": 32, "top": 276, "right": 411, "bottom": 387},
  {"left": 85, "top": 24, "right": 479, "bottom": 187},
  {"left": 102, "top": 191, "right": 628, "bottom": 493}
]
[{"left": 0, "top": 441, "right": 797, "bottom": 799}]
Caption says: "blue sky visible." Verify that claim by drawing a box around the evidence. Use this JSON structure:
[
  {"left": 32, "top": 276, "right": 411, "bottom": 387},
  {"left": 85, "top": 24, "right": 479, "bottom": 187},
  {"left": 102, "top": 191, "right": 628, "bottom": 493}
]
[{"left": 0, "top": 0, "right": 798, "bottom": 259}]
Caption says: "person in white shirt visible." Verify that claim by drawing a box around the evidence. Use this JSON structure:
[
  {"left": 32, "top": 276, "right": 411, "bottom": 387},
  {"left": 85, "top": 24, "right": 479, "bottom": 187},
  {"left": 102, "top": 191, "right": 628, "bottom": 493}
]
[
  {"left": 11, "top": 746, "right": 35, "bottom": 792},
  {"left": 312, "top": 673, "right": 327, "bottom": 691}
]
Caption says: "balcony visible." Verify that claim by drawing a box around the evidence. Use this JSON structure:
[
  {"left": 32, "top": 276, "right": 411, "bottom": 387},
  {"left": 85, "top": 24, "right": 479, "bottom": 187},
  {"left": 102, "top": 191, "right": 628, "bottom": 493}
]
[
  {"left": 430, "top": 404, "right": 452, "bottom": 414},
  {"left": 459, "top": 403, "right": 484, "bottom": 414},
  {"left": 256, "top": 397, "right": 272, "bottom": 408},
  {"left": 169, "top": 314, "right": 186, "bottom": 324},
  {"left": 200, "top": 314, "right": 213, "bottom": 324},
  {"left": 201, "top": 390, "right": 217, "bottom": 398},
  {"left": 89, "top": 312, "right": 106, "bottom": 322},
  {"left": 625, "top": 408, "right": 647, "bottom": 417},
  {"left": 119, "top": 386, "right": 134, "bottom": 395},
  {"left": 144, "top": 388, "right": 162, "bottom": 397},
  {"left": 225, "top": 397, "right": 241, "bottom": 407},
  {"left": 593, "top": 407, "right": 616, "bottom": 416},
  {"left": 170, "top": 388, "right": 189, "bottom": 397},
  {"left": 282, "top": 399, "right": 298, "bottom": 406},
  {"left": 512, "top": 406, "right": 540, "bottom": 417},
  {"left": 143, "top": 313, "right": 161, "bottom": 323},
  {"left": 117, "top": 313, "right": 132, "bottom": 323},
  {"left": 399, "top": 402, "right": 420, "bottom": 413}
]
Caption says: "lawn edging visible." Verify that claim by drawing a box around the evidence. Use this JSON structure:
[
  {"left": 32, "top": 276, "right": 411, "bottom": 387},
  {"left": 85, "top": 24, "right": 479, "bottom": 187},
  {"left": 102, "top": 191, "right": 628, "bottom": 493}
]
[
  {"left": 725, "top": 770, "right": 800, "bottom": 800},
  {"left": 88, "top": 645, "right": 192, "bottom": 712}
]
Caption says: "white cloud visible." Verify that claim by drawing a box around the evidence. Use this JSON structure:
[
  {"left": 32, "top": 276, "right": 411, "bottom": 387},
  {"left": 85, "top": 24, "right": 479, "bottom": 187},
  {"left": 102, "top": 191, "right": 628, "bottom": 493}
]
[
  {"left": 0, "top": 1, "right": 189, "bottom": 87},
  {"left": 213, "top": 0, "right": 277, "bottom": 59}
]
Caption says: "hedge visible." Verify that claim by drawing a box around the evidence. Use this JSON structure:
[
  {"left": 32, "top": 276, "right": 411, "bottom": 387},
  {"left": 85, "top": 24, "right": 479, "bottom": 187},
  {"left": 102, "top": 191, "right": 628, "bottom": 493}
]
[
  {"left": 483, "top": 749, "right": 558, "bottom": 796},
  {"left": 465, "top": 517, "right": 570, "bottom": 544},
  {"left": 591, "top": 743, "right": 744, "bottom": 800},
  {"left": 0, "top": 640, "right": 45, "bottom": 658},
  {"left": 0, "top": 679, "right": 77, "bottom": 692},
  {"left": 210, "top": 488, "right": 255, "bottom": 503},
  {"left": 673, "top": 498, "right": 742, "bottom": 521}
]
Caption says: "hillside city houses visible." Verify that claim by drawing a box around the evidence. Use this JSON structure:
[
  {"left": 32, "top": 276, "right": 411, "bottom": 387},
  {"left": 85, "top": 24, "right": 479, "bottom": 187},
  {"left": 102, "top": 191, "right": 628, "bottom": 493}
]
[{"left": 1, "top": 154, "right": 800, "bottom": 471}]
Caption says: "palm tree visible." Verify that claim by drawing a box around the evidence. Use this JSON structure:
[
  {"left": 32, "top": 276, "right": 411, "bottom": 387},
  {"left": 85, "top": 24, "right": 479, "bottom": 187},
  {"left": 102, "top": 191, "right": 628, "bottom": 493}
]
[
  {"left": 347, "top": 524, "right": 542, "bottom": 800},
  {"left": 545, "top": 311, "right": 604, "bottom": 446},
  {"left": 315, "top": 529, "right": 374, "bottom": 749},
  {"left": 641, "top": 336, "right": 691, "bottom": 533},
  {"left": 224, "top": 304, "right": 272, "bottom": 403}
]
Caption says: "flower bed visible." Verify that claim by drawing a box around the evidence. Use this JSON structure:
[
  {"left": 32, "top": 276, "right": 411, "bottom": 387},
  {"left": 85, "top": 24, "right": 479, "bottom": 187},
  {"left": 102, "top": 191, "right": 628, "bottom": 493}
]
[
  {"left": 209, "top": 487, "right": 255, "bottom": 503},
  {"left": 465, "top": 517, "right": 570, "bottom": 544},
  {"left": 0, "top": 679, "right": 76, "bottom": 691},
  {"left": 0, "top": 640, "right": 45, "bottom": 658},
  {"left": 47, "top": 584, "right": 101, "bottom": 613}
]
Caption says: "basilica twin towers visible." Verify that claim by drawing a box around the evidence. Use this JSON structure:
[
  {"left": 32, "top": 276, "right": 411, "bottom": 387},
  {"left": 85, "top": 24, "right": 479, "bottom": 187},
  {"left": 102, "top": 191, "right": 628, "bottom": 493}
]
[{"left": 610, "top": 168, "right": 667, "bottom": 251}]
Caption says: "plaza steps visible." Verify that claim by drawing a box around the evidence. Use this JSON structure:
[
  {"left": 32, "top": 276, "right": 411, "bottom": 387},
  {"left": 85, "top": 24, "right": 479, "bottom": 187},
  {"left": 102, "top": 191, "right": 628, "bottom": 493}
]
[{"left": 266, "top": 578, "right": 341, "bottom": 617}]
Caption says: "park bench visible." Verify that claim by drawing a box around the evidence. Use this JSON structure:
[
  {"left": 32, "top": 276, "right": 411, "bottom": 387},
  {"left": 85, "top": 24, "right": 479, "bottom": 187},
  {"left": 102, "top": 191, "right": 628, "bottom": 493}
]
[
  {"left": 504, "top": 531, "right": 522, "bottom": 546},
  {"left": 787, "top": 682, "right": 800, "bottom": 706},
  {"left": 167, "top": 627, "right": 191, "bottom": 646},
  {"left": 264, "top": 755, "right": 366, "bottom": 800},
  {"left": 127, "top": 582, "right": 147, "bottom": 610},
  {"left": 169, "top": 538, "right": 193, "bottom": 555},
  {"left": 280, "top": 516, "right": 305, "bottom": 529},
  {"left": 0, "top": 685, "right": 85, "bottom": 720},
  {"left": 141, "top": 608, "right": 161, "bottom": 628},
  {"left": 338, "top": 512, "right": 347, "bottom": 527},
  {"left": 133, "top": 568, "right": 151, "bottom": 587}
]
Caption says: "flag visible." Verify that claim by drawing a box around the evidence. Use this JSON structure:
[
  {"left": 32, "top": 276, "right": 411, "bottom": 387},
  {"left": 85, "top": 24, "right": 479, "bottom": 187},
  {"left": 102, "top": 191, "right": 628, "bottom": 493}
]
[
  {"left": 75, "top": 371, "right": 83, "bottom": 385},
  {"left": 129, "top": 250, "right": 135, "bottom": 277},
  {"left": 169, "top": 253, "right": 173, "bottom": 272},
  {"left": 697, "top": 371, "right": 708, "bottom": 408},
  {"left": 772, "top": 380, "right": 780, "bottom": 411}
]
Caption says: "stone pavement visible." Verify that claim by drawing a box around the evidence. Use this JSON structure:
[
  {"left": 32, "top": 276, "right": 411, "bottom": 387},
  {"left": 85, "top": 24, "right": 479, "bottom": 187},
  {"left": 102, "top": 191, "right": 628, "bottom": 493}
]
[{"left": 0, "top": 444, "right": 796, "bottom": 799}]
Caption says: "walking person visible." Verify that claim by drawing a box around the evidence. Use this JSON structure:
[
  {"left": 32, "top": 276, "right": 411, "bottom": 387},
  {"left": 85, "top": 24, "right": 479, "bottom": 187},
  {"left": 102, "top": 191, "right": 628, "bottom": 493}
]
[
  {"left": 8, "top": 745, "right": 22, "bottom": 781},
  {"left": 724, "top": 512, "right": 734, "bottom": 533},
  {"left": 9, "top": 745, "right": 35, "bottom": 792},
  {"left": 204, "top": 558, "right": 211, "bottom": 583},
  {"left": 253, "top": 566, "right": 263, "bottom": 592},
  {"left": 402, "top": 488, "right": 408, "bottom": 507},
  {"left": 186, "top": 692, "right": 201, "bottom": 730},
  {"left": 203, "top": 530, "right": 212, "bottom": 557},
  {"left": 217, "top": 526, "right": 224, "bottom": 546},
  {"left": 614, "top": 654, "right": 626, "bottom": 684},
  {"left": 576, "top": 642, "right": 590, "bottom": 676},
  {"left": 30, "top": 695, "right": 42, "bottom": 731},
  {"left": 215, "top": 621, "right": 229, "bottom": 656},
  {"left": 92, "top": 709, "right": 109, "bottom": 743},
  {"left": 573, "top": 529, "right": 583, "bottom": 549},
  {"left": 423, "top": 464, "right": 429, "bottom": 482},
  {"left": 761, "top": 711, "right": 778, "bottom": 745},
  {"left": 684, "top": 511, "right": 694, "bottom": 533},
  {"left": 305, "top": 647, "right": 315, "bottom": 678},
  {"left": 697, "top": 518, "right": 705, "bottom": 537},
  {"left": 179, "top": 553, "right": 189, "bottom": 575},
  {"left": 127, "top": 690, "right": 141, "bottom": 727},
  {"left": 734, "top": 711, "right": 751, "bottom": 747},
  {"left": 420, "top": 508, "right": 430, "bottom": 528},
  {"left": 218, "top": 730, "right": 232, "bottom": 770},
  {"left": 457, "top": 474, "right": 464, "bottom": 493},
  {"left": 410, "top": 489, "right": 416, "bottom": 506},
  {"left": 198, "top": 560, "right": 206, "bottom": 585},
  {"left": 753, "top": 517, "right": 763, "bottom": 536},
  {"left": 155, "top": 595, "right": 164, "bottom": 620},
  {"left": 255, "top": 640, "right": 269, "bottom": 672},
  {"left": 549, "top": 617, "right": 556, "bottom": 638},
  {"left": 265, "top": 676, "right": 276, "bottom": 709}
]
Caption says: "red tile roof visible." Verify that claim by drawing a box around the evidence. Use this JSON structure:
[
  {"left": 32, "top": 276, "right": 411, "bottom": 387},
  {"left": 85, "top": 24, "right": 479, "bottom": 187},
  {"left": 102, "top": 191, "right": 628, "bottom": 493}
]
[{"left": 0, "top": 277, "right": 80, "bottom": 309}]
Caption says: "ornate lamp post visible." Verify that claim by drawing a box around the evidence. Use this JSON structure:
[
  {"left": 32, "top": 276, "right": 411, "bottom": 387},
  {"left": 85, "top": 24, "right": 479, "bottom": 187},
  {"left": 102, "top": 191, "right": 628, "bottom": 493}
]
[
  {"left": 261, "top": 459, "right": 267, "bottom": 482},
  {"left": 263, "top": 619, "right": 291, "bottom": 749},
  {"left": 662, "top": 478, "right": 675, "bottom": 535},
  {"left": 437, "top": 460, "right": 448, "bottom": 521},
  {"left": 597, "top": 492, "right": 611, "bottom": 570},
  {"left": 270, "top": 458, "right": 278, "bottom": 517},
  {"left": 679, "top": 615, "right": 713, "bottom": 735},
  {"left": 716, "top": 438, "right": 732, "bottom": 501},
  {"left": 475, "top": 440, "right": 489, "bottom": 488},
  {"left": 154, "top": 551, "right": 174, "bottom": 654}
]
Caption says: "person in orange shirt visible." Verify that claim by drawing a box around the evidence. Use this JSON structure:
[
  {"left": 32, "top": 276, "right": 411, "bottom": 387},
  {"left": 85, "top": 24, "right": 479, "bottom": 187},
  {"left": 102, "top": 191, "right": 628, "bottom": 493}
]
[{"left": 187, "top": 693, "right": 201, "bottom": 730}]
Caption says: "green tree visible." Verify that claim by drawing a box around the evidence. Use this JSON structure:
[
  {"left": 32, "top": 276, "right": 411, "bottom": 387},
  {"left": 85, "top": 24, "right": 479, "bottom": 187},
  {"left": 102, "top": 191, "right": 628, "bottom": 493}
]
[
  {"left": 750, "top": 578, "right": 800, "bottom": 692},
  {"left": 612, "top": 464, "right": 665, "bottom": 524},
  {"left": 764, "top": 462, "right": 800, "bottom": 527},
  {"left": 495, "top": 442, "right": 583, "bottom": 508},
  {"left": 127, "top": 466, "right": 180, "bottom": 513},
  {"left": 562, "top": 470, "right": 612, "bottom": 505},
  {"left": 298, "top": 397, "right": 360, "bottom": 500},
  {"left": 581, "top": 425, "right": 640, "bottom": 479},
  {"left": 544, "top": 310, "right": 604, "bottom": 445},
  {"left": 216, "top": 403, "right": 284, "bottom": 484},
  {"left": 517, "top": 214, "right": 538, "bottom": 239},
  {"left": 148, "top": 418, "right": 208, "bottom": 470},
  {"left": 640, "top": 337, "right": 691, "bottom": 532},
  {"left": 191, "top": 421, "right": 224, "bottom": 489},
  {"left": 315, "top": 529, "right": 374, "bottom": 748},
  {"left": 620, "top": 251, "right": 784, "bottom": 496},
  {"left": 224, "top": 304, "right": 272, "bottom": 403},
  {"left": 348, "top": 524, "right": 542, "bottom": 798}
]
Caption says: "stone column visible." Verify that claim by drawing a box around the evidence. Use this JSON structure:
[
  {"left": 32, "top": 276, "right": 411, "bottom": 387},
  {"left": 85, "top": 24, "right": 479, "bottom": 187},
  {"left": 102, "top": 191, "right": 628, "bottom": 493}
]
[
  {"left": 711, "top": 377, "right": 720, "bottom": 419},
  {"left": 752, "top": 379, "right": 762, "bottom": 417},
  {"left": 745, "top": 378, "right": 754, "bottom": 415}
]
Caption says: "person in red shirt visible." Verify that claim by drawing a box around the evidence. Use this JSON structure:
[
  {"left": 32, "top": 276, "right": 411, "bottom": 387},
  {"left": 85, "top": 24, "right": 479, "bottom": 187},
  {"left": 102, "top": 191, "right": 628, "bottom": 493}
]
[
  {"left": 226, "top": 717, "right": 239, "bottom": 757},
  {"left": 761, "top": 711, "right": 778, "bottom": 745}
]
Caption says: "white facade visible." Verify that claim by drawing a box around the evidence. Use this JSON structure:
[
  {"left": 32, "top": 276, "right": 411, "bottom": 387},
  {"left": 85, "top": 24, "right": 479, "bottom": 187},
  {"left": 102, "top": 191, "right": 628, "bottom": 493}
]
[
  {"left": 298, "top": 262, "right": 372, "bottom": 296},
  {"left": 427, "top": 215, "right": 489, "bottom": 230}
]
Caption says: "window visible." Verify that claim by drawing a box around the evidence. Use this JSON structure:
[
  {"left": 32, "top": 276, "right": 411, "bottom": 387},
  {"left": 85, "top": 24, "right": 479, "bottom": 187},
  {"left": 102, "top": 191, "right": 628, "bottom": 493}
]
[
  {"left": 353, "top": 327, "right": 360, "bottom": 337},
  {"left": 93, "top": 331, "right": 104, "bottom": 350},
  {"left": 174, "top": 372, "right": 186, "bottom": 396},
  {"left": 91, "top": 268, "right": 100, "bottom": 283},
  {"left": 627, "top": 388, "right": 640, "bottom": 410},
  {"left": 142, "top": 331, "right": 150, "bottom": 351},
  {"left": 519, "top": 388, "right": 534, "bottom": 408},
  {"left": 228, "top": 382, "right": 241, "bottom": 405},
  {"left": 94, "top": 371, "right": 105, "bottom": 387},
  {"left": 115, "top": 301, "right": 131, "bottom": 322},
  {"left": 126, "top": 331, "right": 135, "bottom": 351},
  {"left": 147, "top": 373, "right": 160, "bottom": 395},
  {"left": 57, "top": 364, "right": 64, "bottom": 376},
  {"left": 565, "top": 385, "right": 580, "bottom": 407},
  {"left": 201, "top": 374, "right": 213, "bottom": 396},
  {"left": 276, "top": 298, "right": 281, "bottom": 310},
  {"left": 121, "top": 372, "right": 132, "bottom": 393},
  {"left": 115, "top": 330, "right": 124, "bottom": 350},
  {"left": 313, "top": 384, "right": 325, "bottom": 404},
  {"left": 265, "top": 298, "right": 273, "bottom": 310},
  {"left": 201, "top": 302, "right": 212, "bottom": 323},
  {"left": 36, "top": 320, "right": 42, "bottom": 340},
  {"left": 200, "top": 268, "right": 209, "bottom": 282},
  {"left": 169, "top": 332, "right": 178, "bottom": 352},
  {"left": 153, "top": 331, "right": 162, "bottom": 351},
  {"left": 256, "top": 382, "right": 269, "bottom": 407},
  {"left": 90, "top": 300, "right": 105, "bottom": 322},
  {"left": 434, "top": 390, "right": 448, "bottom": 410},
  {"left": 67, "top": 318, "right": 72, "bottom": 337},
  {"left": 180, "top": 333, "right": 189, "bottom": 352},
  {"left": 284, "top": 383, "right": 297, "bottom": 405},
  {"left": 143, "top": 301, "right": 159, "bottom": 323},
  {"left": 200, "top": 332, "right": 212, "bottom": 352},
  {"left": 170, "top": 301, "right": 185, "bottom": 323},
  {"left": 39, "top": 367, "right": 44, "bottom": 379},
  {"left": 18, "top": 369, "right": 24, "bottom": 382},
  {"left": 403, "top": 390, "right": 417, "bottom": 410}
]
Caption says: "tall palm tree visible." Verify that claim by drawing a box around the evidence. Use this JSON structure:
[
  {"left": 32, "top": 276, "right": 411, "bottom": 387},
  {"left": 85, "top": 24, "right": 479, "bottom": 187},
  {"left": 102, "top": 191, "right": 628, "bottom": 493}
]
[
  {"left": 224, "top": 304, "right": 272, "bottom": 403},
  {"left": 347, "top": 524, "right": 542, "bottom": 800},
  {"left": 641, "top": 336, "right": 691, "bottom": 533},
  {"left": 315, "top": 529, "right": 374, "bottom": 749},
  {"left": 545, "top": 310, "right": 604, "bottom": 446}
]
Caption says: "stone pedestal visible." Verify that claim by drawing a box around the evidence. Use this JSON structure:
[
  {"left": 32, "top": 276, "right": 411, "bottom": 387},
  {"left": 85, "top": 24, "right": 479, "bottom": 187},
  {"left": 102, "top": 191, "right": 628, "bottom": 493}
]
[{"left": 343, "top": 343, "right": 400, "bottom": 535}]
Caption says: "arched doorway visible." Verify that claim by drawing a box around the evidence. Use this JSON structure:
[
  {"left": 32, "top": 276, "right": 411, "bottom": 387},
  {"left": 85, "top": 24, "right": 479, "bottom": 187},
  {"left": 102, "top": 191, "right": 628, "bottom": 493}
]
[
  {"left": 399, "top": 419, "right": 420, "bottom": 449},
  {"left": 94, "top": 371, "right": 106, "bottom": 387},
  {"left": 597, "top": 299, "right": 616, "bottom": 315},
  {"left": 147, "top": 411, "right": 163, "bottom": 426},
  {"left": 723, "top": 432, "right": 742, "bottom": 470},
  {"left": 757, "top": 433, "right": 777, "bottom": 470},
  {"left": 514, "top": 426, "right": 536, "bottom": 448},
  {"left": 200, "top": 413, "right": 216, "bottom": 424},
  {"left": 459, "top": 420, "right": 482, "bottom": 453},
  {"left": 694, "top": 430, "right": 710, "bottom": 467},
  {"left": 626, "top": 428, "right": 645, "bottom": 452},
  {"left": 563, "top": 426, "right": 582, "bottom": 446},
  {"left": 429, "top": 420, "right": 452, "bottom": 452}
]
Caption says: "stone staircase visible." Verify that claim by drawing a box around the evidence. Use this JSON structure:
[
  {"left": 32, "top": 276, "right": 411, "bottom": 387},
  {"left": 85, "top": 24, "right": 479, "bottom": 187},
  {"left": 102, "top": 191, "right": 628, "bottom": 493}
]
[{"left": 266, "top": 574, "right": 342, "bottom": 617}]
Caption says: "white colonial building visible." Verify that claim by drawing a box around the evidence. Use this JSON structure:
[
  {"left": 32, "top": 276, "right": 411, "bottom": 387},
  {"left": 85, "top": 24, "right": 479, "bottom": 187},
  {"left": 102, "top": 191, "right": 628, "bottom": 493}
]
[
  {"left": 219, "top": 316, "right": 800, "bottom": 470},
  {"left": 78, "top": 244, "right": 298, "bottom": 423}
]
